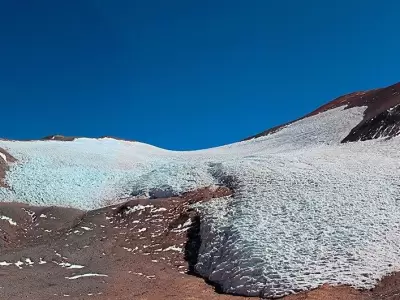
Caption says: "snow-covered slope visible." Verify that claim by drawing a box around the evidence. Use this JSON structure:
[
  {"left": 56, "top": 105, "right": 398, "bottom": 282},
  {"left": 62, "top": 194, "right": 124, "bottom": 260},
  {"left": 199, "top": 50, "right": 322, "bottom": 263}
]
[
  {"left": 1, "top": 103, "right": 400, "bottom": 297},
  {"left": 0, "top": 138, "right": 218, "bottom": 208}
]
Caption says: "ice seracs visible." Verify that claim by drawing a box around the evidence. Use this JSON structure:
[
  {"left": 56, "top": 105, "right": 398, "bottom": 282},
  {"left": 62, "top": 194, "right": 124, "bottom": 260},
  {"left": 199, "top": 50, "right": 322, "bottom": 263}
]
[{"left": 2, "top": 104, "right": 400, "bottom": 297}]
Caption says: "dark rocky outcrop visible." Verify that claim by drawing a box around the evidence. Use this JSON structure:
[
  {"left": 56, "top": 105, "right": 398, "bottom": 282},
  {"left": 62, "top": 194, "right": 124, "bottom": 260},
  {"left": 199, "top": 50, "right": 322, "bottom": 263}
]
[
  {"left": 41, "top": 135, "right": 136, "bottom": 142},
  {"left": 41, "top": 134, "right": 79, "bottom": 141}
]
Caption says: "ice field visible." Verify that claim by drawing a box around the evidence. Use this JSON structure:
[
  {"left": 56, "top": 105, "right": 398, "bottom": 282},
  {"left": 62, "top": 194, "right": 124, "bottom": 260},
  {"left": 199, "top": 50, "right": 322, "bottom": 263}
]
[{"left": 2, "top": 105, "right": 400, "bottom": 297}]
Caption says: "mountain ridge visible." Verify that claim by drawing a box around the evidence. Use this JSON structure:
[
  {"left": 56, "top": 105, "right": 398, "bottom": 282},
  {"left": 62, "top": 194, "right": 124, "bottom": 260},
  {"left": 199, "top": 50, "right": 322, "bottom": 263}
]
[
  {"left": 245, "top": 82, "right": 400, "bottom": 143},
  {"left": 6, "top": 82, "right": 400, "bottom": 148},
  {"left": 1, "top": 81, "right": 400, "bottom": 299}
]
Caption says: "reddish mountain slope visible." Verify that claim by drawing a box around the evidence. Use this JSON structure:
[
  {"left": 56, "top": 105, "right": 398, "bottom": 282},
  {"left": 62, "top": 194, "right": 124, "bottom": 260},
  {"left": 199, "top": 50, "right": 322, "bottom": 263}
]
[{"left": 246, "top": 82, "right": 400, "bottom": 143}]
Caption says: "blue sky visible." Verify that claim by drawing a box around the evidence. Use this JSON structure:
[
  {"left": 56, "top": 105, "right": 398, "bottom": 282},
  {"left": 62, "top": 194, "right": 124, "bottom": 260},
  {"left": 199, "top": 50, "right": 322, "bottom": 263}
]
[{"left": 1, "top": 1, "right": 399, "bottom": 150}]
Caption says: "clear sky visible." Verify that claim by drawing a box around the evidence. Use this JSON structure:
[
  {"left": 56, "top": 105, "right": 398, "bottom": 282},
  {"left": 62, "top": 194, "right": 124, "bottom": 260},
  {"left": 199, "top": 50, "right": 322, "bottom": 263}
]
[{"left": 1, "top": 1, "right": 399, "bottom": 150}]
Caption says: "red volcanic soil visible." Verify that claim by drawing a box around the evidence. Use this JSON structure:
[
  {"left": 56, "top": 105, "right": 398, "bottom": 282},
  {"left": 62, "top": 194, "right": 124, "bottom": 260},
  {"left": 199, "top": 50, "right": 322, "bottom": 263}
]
[
  {"left": 0, "top": 186, "right": 254, "bottom": 300},
  {"left": 245, "top": 82, "right": 400, "bottom": 143},
  {"left": 0, "top": 186, "right": 399, "bottom": 299}
]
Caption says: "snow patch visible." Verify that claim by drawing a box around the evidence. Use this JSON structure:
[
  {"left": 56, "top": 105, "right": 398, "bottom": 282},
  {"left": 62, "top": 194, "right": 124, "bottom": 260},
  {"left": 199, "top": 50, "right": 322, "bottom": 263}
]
[
  {"left": 54, "top": 261, "right": 85, "bottom": 269},
  {"left": 163, "top": 246, "right": 183, "bottom": 253},
  {"left": 151, "top": 207, "right": 167, "bottom": 213},
  {"left": 0, "top": 152, "right": 7, "bottom": 162},
  {"left": 125, "top": 204, "right": 154, "bottom": 215},
  {"left": 67, "top": 264, "right": 85, "bottom": 269},
  {"left": 80, "top": 226, "right": 92, "bottom": 231},
  {"left": 65, "top": 273, "right": 108, "bottom": 280},
  {"left": 39, "top": 258, "right": 47, "bottom": 264},
  {"left": 0, "top": 215, "right": 17, "bottom": 226}
]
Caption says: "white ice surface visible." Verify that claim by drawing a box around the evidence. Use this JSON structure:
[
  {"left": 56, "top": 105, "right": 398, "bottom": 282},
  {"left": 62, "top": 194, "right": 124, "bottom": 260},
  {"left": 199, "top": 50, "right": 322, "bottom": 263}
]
[
  {"left": 2, "top": 106, "right": 400, "bottom": 297},
  {"left": 0, "top": 138, "right": 216, "bottom": 208}
]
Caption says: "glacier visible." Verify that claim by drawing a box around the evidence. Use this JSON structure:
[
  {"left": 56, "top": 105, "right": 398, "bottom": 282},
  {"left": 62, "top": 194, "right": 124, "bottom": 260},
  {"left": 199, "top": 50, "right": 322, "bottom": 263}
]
[{"left": 2, "top": 105, "right": 400, "bottom": 297}]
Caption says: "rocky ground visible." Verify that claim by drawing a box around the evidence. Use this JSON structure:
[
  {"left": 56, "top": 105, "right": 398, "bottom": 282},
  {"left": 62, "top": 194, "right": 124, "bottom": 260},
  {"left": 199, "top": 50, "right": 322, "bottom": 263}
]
[
  {"left": 0, "top": 185, "right": 399, "bottom": 299},
  {"left": 0, "top": 186, "right": 251, "bottom": 300}
]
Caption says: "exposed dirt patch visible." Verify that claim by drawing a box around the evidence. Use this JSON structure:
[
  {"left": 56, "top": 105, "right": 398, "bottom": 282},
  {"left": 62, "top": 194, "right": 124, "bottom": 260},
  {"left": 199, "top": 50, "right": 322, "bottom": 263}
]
[{"left": 0, "top": 147, "right": 16, "bottom": 188}]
